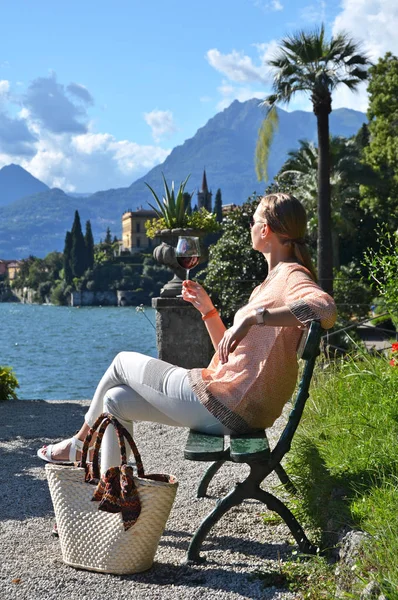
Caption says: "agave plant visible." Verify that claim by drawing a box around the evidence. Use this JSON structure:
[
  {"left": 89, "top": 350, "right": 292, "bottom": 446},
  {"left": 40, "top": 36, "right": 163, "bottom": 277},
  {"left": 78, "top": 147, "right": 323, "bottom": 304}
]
[{"left": 145, "top": 173, "right": 192, "bottom": 229}]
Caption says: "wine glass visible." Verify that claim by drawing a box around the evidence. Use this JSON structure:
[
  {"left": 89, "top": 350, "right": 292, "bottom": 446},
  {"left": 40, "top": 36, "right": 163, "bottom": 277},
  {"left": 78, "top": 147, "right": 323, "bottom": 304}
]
[{"left": 176, "top": 236, "right": 201, "bottom": 282}]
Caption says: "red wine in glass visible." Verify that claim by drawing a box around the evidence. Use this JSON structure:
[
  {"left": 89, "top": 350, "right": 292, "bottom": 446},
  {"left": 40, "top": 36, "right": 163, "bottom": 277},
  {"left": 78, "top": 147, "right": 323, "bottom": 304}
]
[
  {"left": 176, "top": 256, "right": 200, "bottom": 270},
  {"left": 176, "top": 236, "right": 201, "bottom": 282}
]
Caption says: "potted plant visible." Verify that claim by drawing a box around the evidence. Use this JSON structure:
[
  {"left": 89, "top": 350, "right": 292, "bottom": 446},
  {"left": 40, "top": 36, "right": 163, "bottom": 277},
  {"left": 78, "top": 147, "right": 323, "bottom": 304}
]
[
  {"left": 145, "top": 174, "right": 221, "bottom": 241},
  {"left": 145, "top": 174, "right": 221, "bottom": 296}
]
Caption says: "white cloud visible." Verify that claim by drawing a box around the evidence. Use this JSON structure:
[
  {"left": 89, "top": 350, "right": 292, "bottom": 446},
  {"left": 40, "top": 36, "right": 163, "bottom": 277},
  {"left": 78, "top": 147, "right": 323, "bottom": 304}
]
[
  {"left": 0, "top": 80, "right": 10, "bottom": 96},
  {"left": 253, "top": 0, "right": 284, "bottom": 11},
  {"left": 207, "top": 42, "right": 282, "bottom": 109},
  {"left": 72, "top": 132, "right": 113, "bottom": 154},
  {"left": 333, "top": 0, "right": 398, "bottom": 60},
  {"left": 206, "top": 48, "right": 270, "bottom": 84},
  {"left": 67, "top": 82, "right": 94, "bottom": 105},
  {"left": 300, "top": 1, "right": 326, "bottom": 24},
  {"left": 0, "top": 72, "right": 171, "bottom": 192},
  {"left": 216, "top": 80, "right": 264, "bottom": 111},
  {"left": 23, "top": 73, "right": 89, "bottom": 134},
  {"left": 144, "top": 109, "right": 177, "bottom": 142},
  {"left": 332, "top": 0, "right": 398, "bottom": 111},
  {"left": 15, "top": 128, "right": 171, "bottom": 192}
]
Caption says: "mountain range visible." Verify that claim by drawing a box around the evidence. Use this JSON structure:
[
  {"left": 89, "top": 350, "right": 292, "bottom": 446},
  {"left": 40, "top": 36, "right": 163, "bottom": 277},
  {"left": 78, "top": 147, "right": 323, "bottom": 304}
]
[
  {"left": 0, "top": 99, "right": 367, "bottom": 259},
  {"left": 0, "top": 164, "right": 49, "bottom": 207}
]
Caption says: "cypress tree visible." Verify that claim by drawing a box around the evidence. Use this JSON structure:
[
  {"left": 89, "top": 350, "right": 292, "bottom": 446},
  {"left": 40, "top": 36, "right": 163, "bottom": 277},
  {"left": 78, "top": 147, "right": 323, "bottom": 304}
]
[
  {"left": 104, "top": 227, "right": 112, "bottom": 244},
  {"left": 213, "top": 188, "right": 223, "bottom": 223},
  {"left": 70, "top": 210, "right": 86, "bottom": 277},
  {"left": 183, "top": 192, "right": 192, "bottom": 216},
  {"left": 63, "top": 231, "right": 73, "bottom": 284},
  {"left": 84, "top": 220, "right": 94, "bottom": 270}
]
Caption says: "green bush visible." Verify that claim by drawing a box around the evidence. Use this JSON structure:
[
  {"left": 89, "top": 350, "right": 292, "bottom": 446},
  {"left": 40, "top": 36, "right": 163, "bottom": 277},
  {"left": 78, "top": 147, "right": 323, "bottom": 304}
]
[
  {"left": 0, "top": 366, "right": 19, "bottom": 401},
  {"left": 363, "top": 226, "right": 398, "bottom": 328},
  {"left": 50, "top": 281, "right": 69, "bottom": 305},
  {"left": 333, "top": 262, "right": 373, "bottom": 323}
]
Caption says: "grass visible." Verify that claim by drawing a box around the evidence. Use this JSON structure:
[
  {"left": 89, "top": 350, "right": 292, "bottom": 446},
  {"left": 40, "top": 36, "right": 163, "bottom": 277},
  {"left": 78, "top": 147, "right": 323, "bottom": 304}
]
[
  {"left": 284, "top": 345, "right": 398, "bottom": 596},
  {"left": 253, "top": 555, "right": 337, "bottom": 599}
]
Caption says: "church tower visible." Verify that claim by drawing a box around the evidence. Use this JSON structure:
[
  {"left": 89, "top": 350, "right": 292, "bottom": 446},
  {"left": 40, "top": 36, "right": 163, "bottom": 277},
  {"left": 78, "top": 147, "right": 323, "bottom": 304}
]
[{"left": 197, "top": 169, "right": 212, "bottom": 212}]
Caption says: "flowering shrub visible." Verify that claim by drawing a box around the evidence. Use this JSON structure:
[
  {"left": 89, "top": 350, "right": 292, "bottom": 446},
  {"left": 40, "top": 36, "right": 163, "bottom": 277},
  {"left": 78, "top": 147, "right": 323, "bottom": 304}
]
[
  {"left": 0, "top": 366, "right": 19, "bottom": 401},
  {"left": 390, "top": 343, "right": 398, "bottom": 367}
]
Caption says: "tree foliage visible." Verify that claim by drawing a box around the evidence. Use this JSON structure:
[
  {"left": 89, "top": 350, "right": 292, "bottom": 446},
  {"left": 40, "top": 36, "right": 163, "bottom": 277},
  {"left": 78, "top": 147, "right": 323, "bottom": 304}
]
[
  {"left": 85, "top": 220, "right": 95, "bottom": 270},
  {"left": 104, "top": 226, "right": 112, "bottom": 245},
  {"left": 0, "top": 366, "right": 19, "bottom": 401},
  {"left": 255, "top": 23, "right": 370, "bottom": 294},
  {"left": 363, "top": 226, "right": 398, "bottom": 328},
  {"left": 277, "top": 135, "right": 378, "bottom": 267},
  {"left": 70, "top": 210, "right": 86, "bottom": 278},
  {"left": 360, "top": 52, "right": 398, "bottom": 229},
  {"left": 63, "top": 231, "right": 73, "bottom": 284},
  {"left": 213, "top": 188, "right": 223, "bottom": 223}
]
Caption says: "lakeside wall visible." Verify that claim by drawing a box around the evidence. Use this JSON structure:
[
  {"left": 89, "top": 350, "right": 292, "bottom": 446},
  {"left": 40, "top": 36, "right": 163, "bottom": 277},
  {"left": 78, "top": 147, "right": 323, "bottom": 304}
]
[{"left": 1, "top": 287, "right": 149, "bottom": 307}]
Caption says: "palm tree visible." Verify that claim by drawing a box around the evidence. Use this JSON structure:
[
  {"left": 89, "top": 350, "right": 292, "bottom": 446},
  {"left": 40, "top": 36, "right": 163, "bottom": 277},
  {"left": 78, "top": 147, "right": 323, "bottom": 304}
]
[
  {"left": 277, "top": 135, "right": 377, "bottom": 268},
  {"left": 256, "top": 24, "right": 369, "bottom": 294}
]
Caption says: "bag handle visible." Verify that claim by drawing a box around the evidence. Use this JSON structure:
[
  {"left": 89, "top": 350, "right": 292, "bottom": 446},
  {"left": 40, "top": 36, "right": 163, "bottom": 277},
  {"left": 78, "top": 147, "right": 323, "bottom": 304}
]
[{"left": 80, "top": 413, "right": 145, "bottom": 480}]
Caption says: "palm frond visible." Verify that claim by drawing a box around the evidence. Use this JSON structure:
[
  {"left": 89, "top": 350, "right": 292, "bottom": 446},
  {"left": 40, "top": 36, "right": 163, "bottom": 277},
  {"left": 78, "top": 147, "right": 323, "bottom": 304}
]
[{"left": 255, "top": 105, "right": 279, "bottom": 182}]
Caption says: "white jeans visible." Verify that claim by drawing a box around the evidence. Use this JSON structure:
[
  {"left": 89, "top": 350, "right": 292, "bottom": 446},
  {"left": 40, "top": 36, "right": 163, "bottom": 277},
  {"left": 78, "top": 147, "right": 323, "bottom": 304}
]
[{"left": 85, "top": 352, "right": 230, "bottom": 473}]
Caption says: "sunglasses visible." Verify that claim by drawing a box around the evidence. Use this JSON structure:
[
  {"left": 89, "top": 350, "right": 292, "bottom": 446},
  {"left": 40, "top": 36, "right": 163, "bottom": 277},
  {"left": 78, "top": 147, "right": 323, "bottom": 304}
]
[{"left": 249, "top": 217, "right": 267, "bottom": 229}]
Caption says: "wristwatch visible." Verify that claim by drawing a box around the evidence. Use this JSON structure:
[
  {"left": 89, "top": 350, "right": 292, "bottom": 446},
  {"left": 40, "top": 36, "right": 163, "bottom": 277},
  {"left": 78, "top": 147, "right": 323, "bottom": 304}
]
[{"left": 255, "top": 307, "right": 268, "bottom": 325}]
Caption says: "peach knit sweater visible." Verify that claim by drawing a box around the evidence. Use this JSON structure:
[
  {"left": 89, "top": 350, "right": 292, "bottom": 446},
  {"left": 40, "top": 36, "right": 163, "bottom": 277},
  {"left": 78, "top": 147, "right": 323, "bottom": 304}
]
[{"left": 188, "top": 262, "right": 337, "bottom": 433}]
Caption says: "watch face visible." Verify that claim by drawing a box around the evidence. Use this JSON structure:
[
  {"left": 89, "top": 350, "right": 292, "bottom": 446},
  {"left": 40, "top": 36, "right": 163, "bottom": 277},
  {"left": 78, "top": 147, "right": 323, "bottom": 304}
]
[{"left": 256, "top": 307, "right": 264, "bottom": 323}]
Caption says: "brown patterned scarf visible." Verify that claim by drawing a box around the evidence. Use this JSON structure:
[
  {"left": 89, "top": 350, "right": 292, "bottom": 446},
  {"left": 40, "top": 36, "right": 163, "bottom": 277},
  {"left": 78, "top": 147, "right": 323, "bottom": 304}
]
[{"left": 91, "top": 464, "right": 141, "bottom": 531}]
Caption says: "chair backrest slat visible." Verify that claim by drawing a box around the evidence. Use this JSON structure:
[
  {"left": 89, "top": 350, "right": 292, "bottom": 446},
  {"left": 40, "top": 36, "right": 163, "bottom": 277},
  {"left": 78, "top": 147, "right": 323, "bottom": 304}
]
[{"left": 270, "top": 321, "right": 322, "bottom": 466}]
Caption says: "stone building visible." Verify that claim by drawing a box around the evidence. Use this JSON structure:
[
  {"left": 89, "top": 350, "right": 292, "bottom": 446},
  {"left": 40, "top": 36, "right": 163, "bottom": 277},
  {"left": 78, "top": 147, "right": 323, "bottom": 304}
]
[
  {"left": 0, "top": 259, "right": 21, "bottom": 280},
  {"left": 121, "top": 208, "right": 157, "bottom": 254}
]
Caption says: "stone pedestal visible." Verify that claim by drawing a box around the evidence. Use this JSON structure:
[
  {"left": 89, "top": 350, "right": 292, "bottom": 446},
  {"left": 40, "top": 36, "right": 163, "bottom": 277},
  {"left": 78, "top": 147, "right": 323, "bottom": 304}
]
[{"left": 152, "top": 296, "right": 213, "bottom": 369}]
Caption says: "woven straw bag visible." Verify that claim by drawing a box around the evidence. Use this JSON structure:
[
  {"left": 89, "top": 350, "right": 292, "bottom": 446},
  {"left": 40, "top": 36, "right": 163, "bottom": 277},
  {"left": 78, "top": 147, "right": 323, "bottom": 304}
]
[{"left": 45, "top": 413, "right": 178, "bottom": 574}]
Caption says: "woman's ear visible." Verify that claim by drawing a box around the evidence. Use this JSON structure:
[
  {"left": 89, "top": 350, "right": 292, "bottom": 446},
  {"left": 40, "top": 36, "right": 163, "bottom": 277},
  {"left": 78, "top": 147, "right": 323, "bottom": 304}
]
[{"left": 261, "top": 223, "right": 271, "bottom": 239}]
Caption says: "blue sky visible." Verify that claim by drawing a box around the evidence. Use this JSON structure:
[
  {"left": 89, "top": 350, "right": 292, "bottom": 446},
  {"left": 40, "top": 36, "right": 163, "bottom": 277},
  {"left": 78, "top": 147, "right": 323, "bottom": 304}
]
[{"left": 0, "top": 0, "right": 396, "bottom": 192}]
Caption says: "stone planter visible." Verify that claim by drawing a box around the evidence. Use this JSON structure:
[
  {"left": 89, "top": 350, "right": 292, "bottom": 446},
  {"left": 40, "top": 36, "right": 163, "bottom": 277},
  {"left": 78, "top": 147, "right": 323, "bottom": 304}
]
[
  {"left": 152, "top": 228, "right": 208, "bottom": 298},
  {"left": 151, "top": 228, "right": 216, "bottom": 368}
]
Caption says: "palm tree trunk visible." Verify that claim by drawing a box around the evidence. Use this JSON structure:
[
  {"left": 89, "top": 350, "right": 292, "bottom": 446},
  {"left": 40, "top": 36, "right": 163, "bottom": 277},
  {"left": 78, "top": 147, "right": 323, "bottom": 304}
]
[{"left": 316, "top": 109, "right": 333, "bottom": 296}]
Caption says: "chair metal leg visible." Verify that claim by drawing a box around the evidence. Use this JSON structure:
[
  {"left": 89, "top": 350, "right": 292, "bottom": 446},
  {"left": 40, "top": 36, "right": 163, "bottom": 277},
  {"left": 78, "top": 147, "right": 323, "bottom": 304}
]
[
  {"left": 186, "top": 484, "right": 243, "bottom": 563},
  {"left": 187, "top": 459, "right": 316, "bottom": 564},
  {"left": 251, "top": 487, "right": 317, "bottom": 555},
  {"left": 197, "top": 460, "right": 226, "bottom": 498},
  {"left": 274, "top": 464, "right": 297, "bottom": 494}
]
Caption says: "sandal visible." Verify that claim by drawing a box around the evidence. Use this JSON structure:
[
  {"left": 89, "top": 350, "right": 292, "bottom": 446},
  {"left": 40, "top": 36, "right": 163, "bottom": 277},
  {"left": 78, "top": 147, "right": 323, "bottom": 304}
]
[{"left": 37, "top": 436, "right": 94, "bottom": 464}]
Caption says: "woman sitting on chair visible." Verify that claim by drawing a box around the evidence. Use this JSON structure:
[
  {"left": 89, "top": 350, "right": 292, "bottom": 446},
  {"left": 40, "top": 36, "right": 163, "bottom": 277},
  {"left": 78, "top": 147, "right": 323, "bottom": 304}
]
[{"left": 38, "top": 192, "right": 337, "bottom": 474}]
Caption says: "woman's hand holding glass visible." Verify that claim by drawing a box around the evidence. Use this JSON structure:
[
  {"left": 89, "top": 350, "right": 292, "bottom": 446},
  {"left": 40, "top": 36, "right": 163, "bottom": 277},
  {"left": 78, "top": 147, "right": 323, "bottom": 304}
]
[{"left": 181, "top": 280, "right": 214, "bottom": 315}]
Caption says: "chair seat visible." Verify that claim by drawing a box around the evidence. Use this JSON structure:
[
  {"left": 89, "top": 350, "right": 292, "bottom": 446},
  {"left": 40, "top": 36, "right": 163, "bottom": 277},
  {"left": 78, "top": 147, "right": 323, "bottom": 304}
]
[
  {"left": 230, "top": 431, "right": 270, "bottom": 463},
  {"left": 184, "top": 431, "right": 225, "bottom": 461},
  {"left": 184, "top": 430, "right": 270, "bottom": 463}
]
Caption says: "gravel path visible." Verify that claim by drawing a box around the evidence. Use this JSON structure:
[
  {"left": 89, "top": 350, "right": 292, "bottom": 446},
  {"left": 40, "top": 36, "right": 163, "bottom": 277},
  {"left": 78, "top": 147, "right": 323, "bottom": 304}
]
[{"left": 0, "top": 400, "right": 300, "bottom": 600}]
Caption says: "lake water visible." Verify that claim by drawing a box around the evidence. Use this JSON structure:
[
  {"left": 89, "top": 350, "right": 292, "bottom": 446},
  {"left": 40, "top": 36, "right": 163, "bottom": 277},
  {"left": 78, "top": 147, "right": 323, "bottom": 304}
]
[{"left": 0, "top": 303, "right": 157, "bottom": 400}]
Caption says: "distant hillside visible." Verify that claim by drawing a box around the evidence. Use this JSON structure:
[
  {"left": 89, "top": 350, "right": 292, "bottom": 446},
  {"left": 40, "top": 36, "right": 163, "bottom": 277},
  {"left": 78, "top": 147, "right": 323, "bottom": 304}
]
[
  {"left": 89, "top": 101, "right": 367, "bottom": 209},
  {"left": 0, "top": 163, "right": 49, "bottom": 207},
  {"left": 0, "top": 100, "right": 367, "bottom": 258},
  {"left": 0, "top": 188, "right": 120, "bottom": 259}
]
